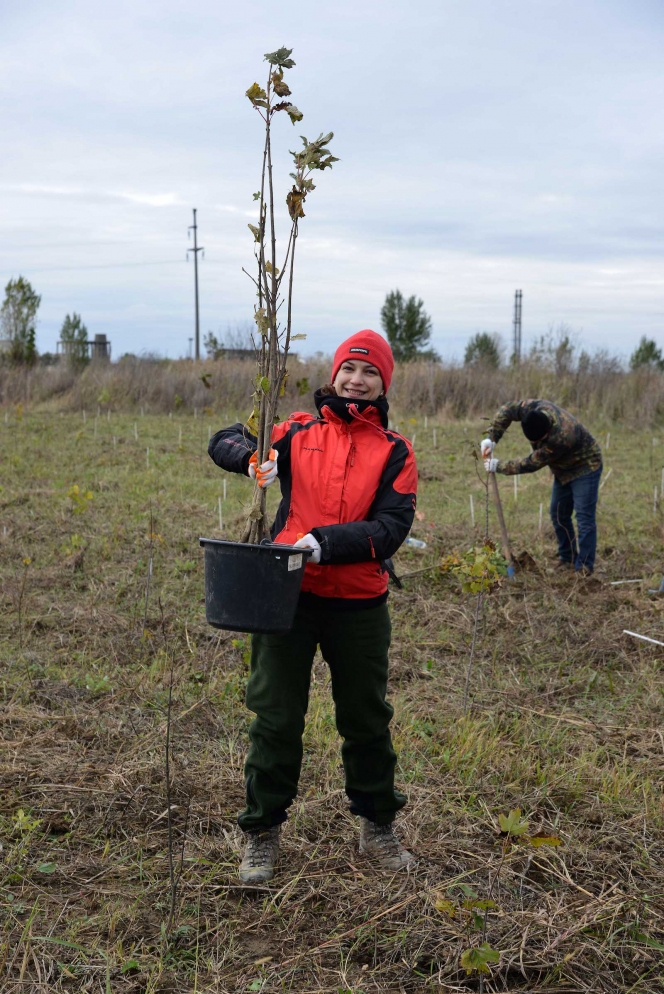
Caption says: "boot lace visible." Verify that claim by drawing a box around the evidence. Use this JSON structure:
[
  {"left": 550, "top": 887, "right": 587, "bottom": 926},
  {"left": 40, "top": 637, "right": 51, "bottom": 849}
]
[
  {"left": 244, "top": 829, "right": 278, "bottom": 868},
  {"left": 370, "top": 823, "right": 403, "bottom": 856}
]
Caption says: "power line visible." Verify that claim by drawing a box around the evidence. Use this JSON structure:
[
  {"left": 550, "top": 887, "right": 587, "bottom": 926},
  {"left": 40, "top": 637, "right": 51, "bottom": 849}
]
[{"left": 2, "top": 260, "right": 183, "bottom": 274}]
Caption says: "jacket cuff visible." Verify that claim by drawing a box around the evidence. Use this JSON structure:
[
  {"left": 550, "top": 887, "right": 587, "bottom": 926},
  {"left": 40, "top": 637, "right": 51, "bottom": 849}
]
[
  {"left": 241, "top": 451, "right": 252, "bottom": 476},
  {"left": 310, "top": 527, "right": 331, "bottom": 562}
]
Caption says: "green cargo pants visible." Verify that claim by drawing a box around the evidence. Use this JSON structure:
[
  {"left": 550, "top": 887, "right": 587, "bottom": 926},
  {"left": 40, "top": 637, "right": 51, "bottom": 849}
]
[{"left": 237, "top": 600, "right": 407, "bottom": 831}]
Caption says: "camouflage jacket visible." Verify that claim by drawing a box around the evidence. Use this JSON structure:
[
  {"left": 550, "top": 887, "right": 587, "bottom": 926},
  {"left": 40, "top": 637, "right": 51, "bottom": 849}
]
[{"left": 488, "top": 399, "right": 602, "bottom": 484}]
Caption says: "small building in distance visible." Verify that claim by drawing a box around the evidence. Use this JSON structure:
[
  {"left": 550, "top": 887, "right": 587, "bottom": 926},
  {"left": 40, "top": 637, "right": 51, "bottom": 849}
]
[
  {"left": 57, "top": 333, "right": 111, "bottom": 362},
  {"left": 90, "top": 334, "right": 111, "bottom": 360}
]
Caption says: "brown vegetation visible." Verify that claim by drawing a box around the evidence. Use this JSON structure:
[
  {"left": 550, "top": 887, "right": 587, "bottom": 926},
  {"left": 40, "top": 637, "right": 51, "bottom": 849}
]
[
  {"left": 2, "top": 355, "right": 664, "bottom": 424},
  {"left": 1, "top": 411, "right": 663, "bottom": 991}
]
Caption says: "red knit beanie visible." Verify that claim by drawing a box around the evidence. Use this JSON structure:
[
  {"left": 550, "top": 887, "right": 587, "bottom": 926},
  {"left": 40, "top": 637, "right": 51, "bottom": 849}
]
[{"left": 331, "top": 330, "right": 394, "bottom": 394}]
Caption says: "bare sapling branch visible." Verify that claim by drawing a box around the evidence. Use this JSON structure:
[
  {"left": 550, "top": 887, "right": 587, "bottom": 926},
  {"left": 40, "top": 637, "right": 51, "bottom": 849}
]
[{"left": 241, "top": 47, "right": 338, "bottom": 543}]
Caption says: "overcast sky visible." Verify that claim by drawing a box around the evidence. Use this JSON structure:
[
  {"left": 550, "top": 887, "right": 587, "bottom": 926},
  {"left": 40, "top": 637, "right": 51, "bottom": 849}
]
[{"left": 1, "top": 0, "right": 662, "bottom": 361}]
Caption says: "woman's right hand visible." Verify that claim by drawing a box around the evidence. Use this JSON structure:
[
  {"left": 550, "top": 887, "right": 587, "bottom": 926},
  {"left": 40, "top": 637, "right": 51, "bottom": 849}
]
[{"left": 248, "top": 449, "right": 279, "bottom": 488}]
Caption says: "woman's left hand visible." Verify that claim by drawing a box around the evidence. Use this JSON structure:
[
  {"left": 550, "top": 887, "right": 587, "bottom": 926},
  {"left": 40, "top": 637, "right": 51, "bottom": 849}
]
[{"left": 294, "top": 533, "right": 322, "bottom": 564}]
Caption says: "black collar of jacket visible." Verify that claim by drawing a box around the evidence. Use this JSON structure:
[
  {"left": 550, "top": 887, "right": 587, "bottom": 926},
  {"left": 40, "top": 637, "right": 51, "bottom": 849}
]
[{"left": 314, "top": 389, "right": 390, "bottom": 429}]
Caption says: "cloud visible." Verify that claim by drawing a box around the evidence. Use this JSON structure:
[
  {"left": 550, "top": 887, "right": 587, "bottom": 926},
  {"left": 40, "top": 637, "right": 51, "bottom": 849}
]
[{"left": 0, "top": 0, "right": 662, "bottom": 361}]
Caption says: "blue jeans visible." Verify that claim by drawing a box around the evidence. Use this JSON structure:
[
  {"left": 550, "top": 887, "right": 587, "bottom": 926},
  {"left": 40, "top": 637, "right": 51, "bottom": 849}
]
[{"left": 550, "top": 465, "right": 602, "bottom": 572}]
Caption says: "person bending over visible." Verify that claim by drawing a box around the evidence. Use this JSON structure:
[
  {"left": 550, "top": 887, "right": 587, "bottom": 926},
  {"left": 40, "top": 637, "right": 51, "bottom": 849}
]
[
  {"left": 481, "top": 399, "right": 602, "bottom": 575},
  {"left": 209, "top": 330, "right": 418, "bottom": 882}
]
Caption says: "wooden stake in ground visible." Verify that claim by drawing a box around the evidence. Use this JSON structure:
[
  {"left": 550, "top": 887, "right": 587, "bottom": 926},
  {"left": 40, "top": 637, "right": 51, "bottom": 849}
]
[{"left": 489, "top": 472, "right": 515, "bottom": 575}]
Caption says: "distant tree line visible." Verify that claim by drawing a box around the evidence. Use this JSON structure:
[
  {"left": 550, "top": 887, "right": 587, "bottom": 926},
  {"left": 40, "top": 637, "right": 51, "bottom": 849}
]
[
  {"left": 2, "top": 275, "right": 661, "bottom": 373},
  {"left": 0, "top": 276, "right": 90, "bottom": 366},
  {"left": 463, "top": 328, "right": 663, "bottom": 374}
]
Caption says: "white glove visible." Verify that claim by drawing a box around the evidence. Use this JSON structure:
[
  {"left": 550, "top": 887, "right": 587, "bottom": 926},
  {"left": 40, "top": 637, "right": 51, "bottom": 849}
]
[
  {"left": 248, "top": 448, "right": 278, "bottom": 488},
  {"left": 293, "top": 533, "right": 321, "bottom": 564},
  {"left": 484, "top": 457, "right": 500, "bottom": 473},
  {"left": 480, "top": 438, "right": 495, "bottom": 458}
]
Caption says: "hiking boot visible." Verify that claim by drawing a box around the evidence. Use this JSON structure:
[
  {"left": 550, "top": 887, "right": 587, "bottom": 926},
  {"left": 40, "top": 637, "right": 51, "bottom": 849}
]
[
  {"left": 239, "top": 826, "right": 280, "bottom": 883},
  {"left": 554, "top": 560, "right": 574, "bottom": 571},
  {"left": 359, "top": 818, "right": 416, "bottom": 870}
]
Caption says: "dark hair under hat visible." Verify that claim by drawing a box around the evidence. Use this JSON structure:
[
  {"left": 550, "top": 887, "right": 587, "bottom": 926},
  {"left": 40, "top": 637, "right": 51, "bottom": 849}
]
[{"left": 521, "top": 409, "right": 551, "bottom": 442}]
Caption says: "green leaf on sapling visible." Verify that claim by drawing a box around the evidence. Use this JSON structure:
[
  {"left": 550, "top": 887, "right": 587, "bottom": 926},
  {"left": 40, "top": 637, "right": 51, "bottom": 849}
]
[
  {"left": 248, "top": 224, "right": 261, "bottom": 242},
  {"left": 290, "top": 333, "right": 307, "bottom": 341},
  {"left": 458, "top": 885, "right": 478, "bottom": 898},
  {"left": 285, "top": 105, "right": 303, "bottom": 125},
  {"left": 498, "top": 808, "right": 530, "bottom": 837},
  {"left": 460, "top": 943, "right": 500, "bottom": 976},
  {"left": 252, "top": 192, "right": 261, "bottom": 201},
  {"left": 291, "top": 133, "right": 338, "bottom": 171},
  {"left": 264, "top": 47, "right": 295, "bottom": 69}
]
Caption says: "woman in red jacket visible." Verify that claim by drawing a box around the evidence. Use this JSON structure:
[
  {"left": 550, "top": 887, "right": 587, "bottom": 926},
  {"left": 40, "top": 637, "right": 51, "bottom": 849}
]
[{"left": 209, "top": 330, "right": 418, "bottom": 882}]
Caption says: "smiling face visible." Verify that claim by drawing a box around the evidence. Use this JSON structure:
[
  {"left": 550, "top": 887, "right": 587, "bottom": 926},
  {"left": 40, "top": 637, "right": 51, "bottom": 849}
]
[{"left": 332, "top": 359, "right": 384, "bottom": 401}]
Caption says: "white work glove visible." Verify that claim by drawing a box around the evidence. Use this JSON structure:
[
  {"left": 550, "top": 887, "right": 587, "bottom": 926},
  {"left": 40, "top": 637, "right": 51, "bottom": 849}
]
[
  {"left": 293, "top": 532, "right": 321, "bottom": 564},
  {"left": 480, "top": 438, "right": 495, "bottom": 458},
  {"left": 484, "top": 457, "right": 500, "bottom": 473},
  {"left": 248, "top": 448, "right": 278, "bottom": 488}
]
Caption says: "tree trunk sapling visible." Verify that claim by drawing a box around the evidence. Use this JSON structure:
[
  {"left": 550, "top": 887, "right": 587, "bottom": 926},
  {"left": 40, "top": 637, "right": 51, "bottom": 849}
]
[{"left": 240, "top": 47, "right": 337, "bottom": 544}]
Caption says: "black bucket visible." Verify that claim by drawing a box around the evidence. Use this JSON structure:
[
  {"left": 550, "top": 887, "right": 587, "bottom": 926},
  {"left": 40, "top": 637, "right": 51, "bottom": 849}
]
[{"left": 199, "top": 538, "right": 312, "bottom": 634}]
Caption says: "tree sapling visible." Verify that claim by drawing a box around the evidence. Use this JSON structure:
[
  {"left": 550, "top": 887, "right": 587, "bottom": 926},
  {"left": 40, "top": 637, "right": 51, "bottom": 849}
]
[{"left": 240, "top": 47, "right": 337, "bottom": 543}]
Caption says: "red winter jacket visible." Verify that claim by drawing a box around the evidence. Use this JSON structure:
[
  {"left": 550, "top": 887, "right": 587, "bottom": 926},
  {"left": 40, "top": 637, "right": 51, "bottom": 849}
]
[{"left": 208, "top": 391, "right": 418, "bottom": 602}]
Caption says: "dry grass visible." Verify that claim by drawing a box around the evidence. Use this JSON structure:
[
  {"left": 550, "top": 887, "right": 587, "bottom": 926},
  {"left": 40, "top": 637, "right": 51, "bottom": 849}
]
[
  {"left": 0, "top": 407, "right": 663, "bottom": 992},
  {"left": 2, "top": 354, "right": 664, "bottom": 425}
]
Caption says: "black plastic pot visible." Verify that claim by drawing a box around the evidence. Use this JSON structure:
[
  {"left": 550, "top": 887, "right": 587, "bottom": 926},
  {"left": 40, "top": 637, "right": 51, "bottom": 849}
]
[{"left": 199, "top": 538, "right": 312, "bottom": 634}]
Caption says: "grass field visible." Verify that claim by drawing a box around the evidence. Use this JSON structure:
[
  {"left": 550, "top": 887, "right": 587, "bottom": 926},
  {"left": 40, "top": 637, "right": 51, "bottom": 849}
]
[{"left": 1, "top": 404, "right": 663, "bottom": 993}]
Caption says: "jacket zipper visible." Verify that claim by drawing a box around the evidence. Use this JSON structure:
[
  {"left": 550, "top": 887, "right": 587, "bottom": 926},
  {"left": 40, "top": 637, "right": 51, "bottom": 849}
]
[{"left": 340, "top": 440, "right": 355, "bottom": 520}]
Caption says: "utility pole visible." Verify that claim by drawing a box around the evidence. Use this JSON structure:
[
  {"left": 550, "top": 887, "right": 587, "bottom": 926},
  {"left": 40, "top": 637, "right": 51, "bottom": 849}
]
[
  {"left": 187, "top": 209, "right": 204, "bottom": 361},
  {"left": 512, "top": 289, "right": 523, "bottom": 363}
]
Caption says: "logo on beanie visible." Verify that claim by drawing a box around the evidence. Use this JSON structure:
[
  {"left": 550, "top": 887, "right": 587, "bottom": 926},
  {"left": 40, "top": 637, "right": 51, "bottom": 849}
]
[{"left": 349, "top": 347, "right": 369, "bottom": 355}]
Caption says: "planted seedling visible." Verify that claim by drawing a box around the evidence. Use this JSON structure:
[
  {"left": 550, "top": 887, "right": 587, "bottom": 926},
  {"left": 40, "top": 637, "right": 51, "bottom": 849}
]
[{"left": 458, "top": 809, "right": 561, "bottom": 985}]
